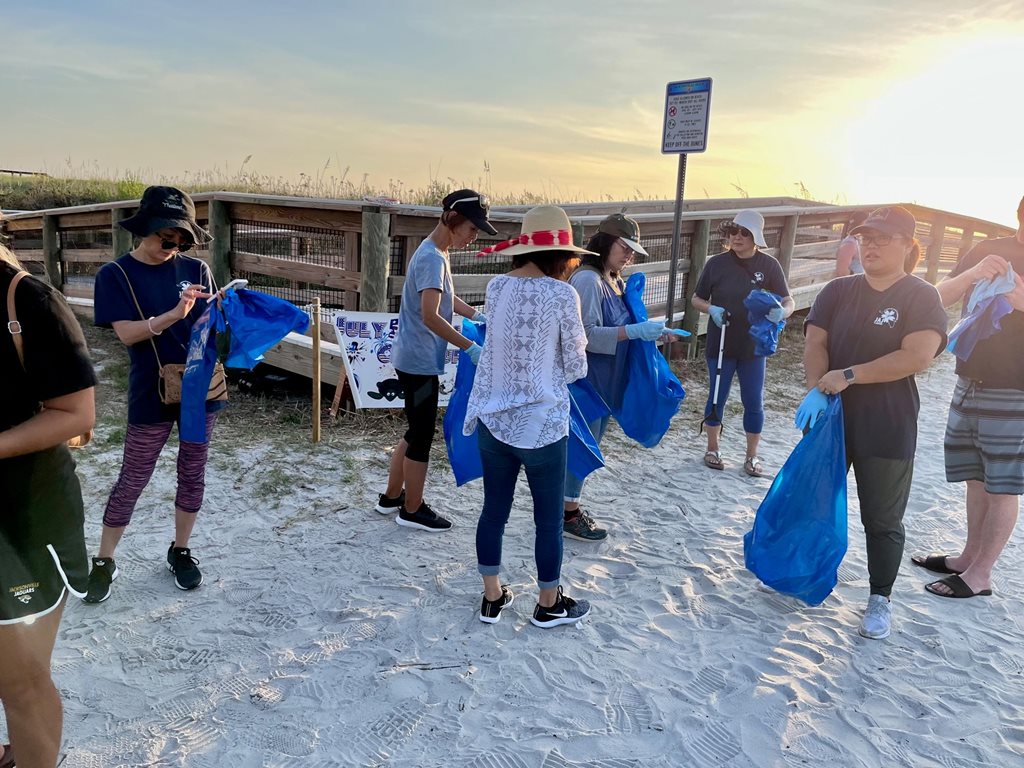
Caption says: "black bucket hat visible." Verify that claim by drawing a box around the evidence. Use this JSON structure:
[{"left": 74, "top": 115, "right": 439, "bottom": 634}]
[
  {"left": 442, "top": 188, "right": 499, "bottom": 236},
  {"left": 118, "top": 186, "right": 212, "bottom": 244}
]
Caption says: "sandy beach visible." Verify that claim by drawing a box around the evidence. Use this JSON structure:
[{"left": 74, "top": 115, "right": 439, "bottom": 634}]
[{"left": 25, "top": 324, "right": 1024, "bottom": 768}]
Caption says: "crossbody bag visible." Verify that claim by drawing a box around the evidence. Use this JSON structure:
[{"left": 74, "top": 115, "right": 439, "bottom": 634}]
[
  {"left": 111, "top": 261, "right": 227, "bottom": 405},
  {"left": 6, "top": 270, "right": 93, "bottom": 448}
]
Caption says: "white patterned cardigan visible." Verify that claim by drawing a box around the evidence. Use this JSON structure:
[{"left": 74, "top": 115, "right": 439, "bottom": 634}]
[{"left": 464, "top": 275, "right": 588, "bottom": 449}]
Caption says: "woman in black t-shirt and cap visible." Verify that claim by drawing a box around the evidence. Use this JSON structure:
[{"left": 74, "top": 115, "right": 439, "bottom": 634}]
[
  {"left": 802, "top": 205, "right": 948, "bottom": 640},
  {"left": 691, "top": 209, "right": 794, "bottom": 476},
  {"left": 0, "top": 238, "right": 96, "bottom": 767},
  {"left": 88, "top": 186, "right": 223, "bottom": 603}
]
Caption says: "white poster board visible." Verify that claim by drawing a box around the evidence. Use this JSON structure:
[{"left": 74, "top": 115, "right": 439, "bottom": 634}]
[{"left": 329, "top": 310, "right": 458, "bottom": 408}]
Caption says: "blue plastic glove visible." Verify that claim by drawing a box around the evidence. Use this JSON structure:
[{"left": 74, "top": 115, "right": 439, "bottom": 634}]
[
  {"left": 625, "top": 320, "right": 667, "bottom": 341},
  {"left": 465, "top": 342, "right": 482, "bottom": 365},
  {"left": 709, "top": 305, "right": 727, "bottom": 328},
  {"left": 472, "top": 310, "right": 487, "bottom": 324},
  {"left": 794, "top": 388, "right": 829, "bottom": 431},
  {"left": 767, "top": 306, "right": 786, "bottom": 324}
]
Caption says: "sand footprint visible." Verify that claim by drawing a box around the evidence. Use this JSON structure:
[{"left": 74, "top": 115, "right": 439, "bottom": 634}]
[{"left": 685, "top": 721, "right": 742, "bottom": 765}]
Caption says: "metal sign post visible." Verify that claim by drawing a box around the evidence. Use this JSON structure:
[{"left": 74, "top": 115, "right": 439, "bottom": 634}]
[{"left": 661, "top": 77, "right": 712, "bottom": 358}]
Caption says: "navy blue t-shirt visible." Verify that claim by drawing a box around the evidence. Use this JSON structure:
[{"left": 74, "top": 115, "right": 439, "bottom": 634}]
[
  {"left": 94, "top": 253, "right": 226, "bottom": 425},
  {"left": 806, "top": 274, "right": 948, "bottom": 460},
  {"left": 694, "top": 249, "right": 790, "bottom": 360}
]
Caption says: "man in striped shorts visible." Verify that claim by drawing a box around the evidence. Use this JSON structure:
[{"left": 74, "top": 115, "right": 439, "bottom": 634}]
[{"left": 913, "top": 196, "right": 1024, "bottom": 598}]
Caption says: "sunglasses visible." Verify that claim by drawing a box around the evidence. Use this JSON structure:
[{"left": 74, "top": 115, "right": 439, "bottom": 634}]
[
  {"left": 855, "top": 233, "right": 898, "bottom": 247},
  {"left": 448, "top": 194, "right": 490, "bottom": 211},
  {"left": 155, "top": 231, "right": 194, "bottom": 252},
  {"left": 720, "top": 223, "right": 752, "bottom": 239}
]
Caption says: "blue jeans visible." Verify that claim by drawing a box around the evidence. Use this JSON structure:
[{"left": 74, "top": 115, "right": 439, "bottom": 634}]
[
  {"left": 703, "top": 356, "right": 766, "bottom": 433},
  {"left": 563, "top": 415, "right": 610, "bottom": 503},
  {"left": 476, "top": 422, "right": 568, "bottom": 589}
]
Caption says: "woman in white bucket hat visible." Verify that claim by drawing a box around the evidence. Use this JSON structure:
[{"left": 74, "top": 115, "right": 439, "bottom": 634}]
[
  {"left": 691, "top": 209, "right": 795, "bottom": 476},
  {"left": 466, "top": 205, "right": 594, "bottom": 628}
]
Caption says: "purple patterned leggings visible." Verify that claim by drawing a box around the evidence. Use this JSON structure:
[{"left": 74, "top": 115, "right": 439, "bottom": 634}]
[{"left": 102, "top": 413, "right": 218, "bottom": 528}]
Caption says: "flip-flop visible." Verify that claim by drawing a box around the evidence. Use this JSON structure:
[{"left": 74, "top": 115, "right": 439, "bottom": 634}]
[
  {"left": 744, "top": 456, "right": 764, "bottom": 478},
  {"left": 925, "top": 574, "right": 992, "bottom": 599},
  {"left": 703, "top": 451, "right": 724, "bottom": 470},
  {"left": 911, "top": 553, "right": 962, "bottom": 575}
]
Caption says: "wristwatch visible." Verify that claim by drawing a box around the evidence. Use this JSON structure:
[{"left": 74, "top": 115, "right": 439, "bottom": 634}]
[{"left": 842, "top": 368, "right": 856, "bottom": 383}]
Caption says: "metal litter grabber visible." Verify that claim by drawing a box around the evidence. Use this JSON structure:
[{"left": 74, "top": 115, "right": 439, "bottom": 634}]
[{"left": 700, "top": 312, "right": 729, "bottom": 433}]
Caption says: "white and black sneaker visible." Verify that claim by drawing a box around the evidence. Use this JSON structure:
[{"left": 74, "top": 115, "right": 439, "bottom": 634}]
[
  {"left": 479, "top": 586, "right": 515, "bottom": 624},
  {"left": 530, "top": 586, "right": 591, "bottom": 628},
  {"left": 83, "top": 557, "right": 119, "bottom": 604},
  {"left": 167, "top": 542, "right": 204, "bottom": 591},
  {"left": 396, "top": 502, "right": 452, "bottom": 532},
  {"left": 375, "top": 490, "right": 406, "bottom": 514}
]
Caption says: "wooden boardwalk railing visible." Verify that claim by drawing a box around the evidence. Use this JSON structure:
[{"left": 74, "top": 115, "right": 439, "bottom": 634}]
[{"left": 3, "top": 193, "right": 1014, "bottom": 380}]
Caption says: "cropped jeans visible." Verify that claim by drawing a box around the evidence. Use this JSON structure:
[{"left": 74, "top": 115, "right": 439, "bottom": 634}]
[{"left": 475, "top": 422, "right": 568, "bottom": 589}]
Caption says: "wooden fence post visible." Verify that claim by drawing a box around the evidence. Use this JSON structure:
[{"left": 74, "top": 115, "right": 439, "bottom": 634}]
[
  {"left": 312, "top": 297, "right": 322, "bottom": 443},
  {"left": 208, "top": 199, "right": 233, "bottom": 288},
  {"left": 925, "top": 216, "right": 946, "bottom": 285},
  {"left": 681, "top": 218, "right": 711, "bottom": 346},
  {"left": 956, "top": 223, "right": 975, "bottom": 262},
  {"left": 571, "top": 220, "right": 585, "bottom": 250},
  {"left": 777, "top": 214, "right": 799, "bottom": 279},
  {"left": 42, "top": 214, "right": 61, "bottom": 288},
  {"left": 111, "top": 207, "right": 134, "bottom": 258},
  {"left": 359, "top": 206, "right": 391, "bottom": 312}
]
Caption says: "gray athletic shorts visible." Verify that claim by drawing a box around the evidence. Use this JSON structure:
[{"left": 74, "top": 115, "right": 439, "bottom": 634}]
[{"left": 944, "top": 377, "right": 1024, "bottom": 495}]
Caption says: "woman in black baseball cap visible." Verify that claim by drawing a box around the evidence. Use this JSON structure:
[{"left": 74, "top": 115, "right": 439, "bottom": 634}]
[{"left": 375, "top": 188, "right": 498, "bottom": 533}]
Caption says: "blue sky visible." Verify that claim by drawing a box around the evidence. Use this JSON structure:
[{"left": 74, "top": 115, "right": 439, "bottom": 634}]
[{"left": 3, "top": 0, "right": 1023, "bottom": 224}]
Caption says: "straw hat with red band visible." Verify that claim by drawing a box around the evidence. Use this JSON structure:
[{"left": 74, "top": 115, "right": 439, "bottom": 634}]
[{"left": 476, "top": 205, "right": 596, "bottom": 258}]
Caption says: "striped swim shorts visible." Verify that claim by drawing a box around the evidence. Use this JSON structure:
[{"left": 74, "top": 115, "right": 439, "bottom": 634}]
[{"left": 944, "top": 377, "right": 1024, "bottom": 495}]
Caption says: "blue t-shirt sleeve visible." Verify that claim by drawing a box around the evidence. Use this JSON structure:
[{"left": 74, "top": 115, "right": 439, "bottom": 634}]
[
  {"left": 805, "top": 279, "right": 838, "bottom": 334},
  {"left": 412, "top": 250, "right": 445, "bottom": 294},
  {"left": 94, "top": 261, "right": 138, "bottom": 328},
  {"left": 694, "top": 257, "right": 716, "bottom": 301}
]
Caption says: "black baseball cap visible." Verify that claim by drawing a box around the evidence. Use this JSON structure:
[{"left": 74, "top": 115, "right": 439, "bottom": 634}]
[
  {"left": 442, "top": 189, "right": 498, "bottom": 236},
  {"left": 597, "top": 213, "right": 648, "bottom": 256},
  {"left": 850, "top": 205, "right": 917, "bottom": 240},
  {"left": 118, "top": 186, "right": 212, "bottom": 244}
]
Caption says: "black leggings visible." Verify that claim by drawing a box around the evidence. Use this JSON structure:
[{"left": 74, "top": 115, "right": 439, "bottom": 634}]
[{"left": 396, "top": 370, "right": 440, "bottom": 463}]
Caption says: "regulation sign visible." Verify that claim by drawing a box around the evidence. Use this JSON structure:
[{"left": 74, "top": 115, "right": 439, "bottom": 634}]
[{"left": 661, "top": 78, "right": 712, "bottom": 154}]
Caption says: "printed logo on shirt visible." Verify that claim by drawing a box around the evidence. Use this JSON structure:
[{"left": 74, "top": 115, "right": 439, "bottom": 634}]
[
  {"left": 753, "top": 271, "right": 765, "bottom": 284},
  {"left": 178, "top": 280, "right": 193, "bottom": 297},
  {"left": 874, "top": 307, "right": 899, "bottom": 328}
]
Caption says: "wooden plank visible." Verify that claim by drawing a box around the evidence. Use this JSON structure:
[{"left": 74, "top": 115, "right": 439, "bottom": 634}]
[
  {"left": 359, "top": 209, "right": 390, "bottom": 311},
  {"left": 112, "top": 208, "right": 134, "bottom": 257},
  {"left": 228, "top": 202, "right": 362, "bottom": 232},
  {"left": 260, "top": 332, "right": 344, "bottom": 385},
  {"left": 208, "top": 199, "right": 232, "bottom": 288},
  {"left": 232, "top": 250, "right": 361, "bottom": 291},
  {"left": 42, "top": 215, "right": 61, "bottom": 288},
  {"left": 5, "top": 216, "right": 43, "bottom": 232},
  {"left": 56, "top": 211, "right": 114, "bottom": 229},
  {"left": 64, "top": 284, "right": 95, "bottom": 300}
]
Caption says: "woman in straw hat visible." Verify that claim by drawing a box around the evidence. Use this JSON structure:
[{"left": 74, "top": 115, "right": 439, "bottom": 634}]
[
  {"left": 376, "top": 189, "right": 498, "bottom": 533},
  {"left": 691, "top": 209, "right": 794, "bottom": 476},
  {"left": 466, "top": 205, "right": 593, "bottom": 628},
  {"left": 86, "top": 186, "right": 221, "bottom": 603},
  {"left": 1, "top": 234, "right": 96, "bottom": 766}
]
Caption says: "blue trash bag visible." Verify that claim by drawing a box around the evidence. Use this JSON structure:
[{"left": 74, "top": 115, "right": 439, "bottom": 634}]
[
  {"left": 219, "top": 287, "right": 312, "bottom": 370},
  {"left": 180, "top": 303, "right": 223, "bottom": 444},
  {"left": 612, "top": 272, "right": 686, "bottom": 448},
  {"left": 744, "top": 289, "right": 786, "bottom": 357},
  {"left": 444, "top": 320, "right": 606, "bottom": 486},
  {"left": 947, "top": 294, "right": 1013, "bottom": 362},
  {"left": 568, "top": 378, "right": 611, "bottom": 424},
  {"left": 743, "top": 395, "right": 848, "bottom": 606},
  {"left": 444, "top": 320, "right": 486, "bottom": 486}
]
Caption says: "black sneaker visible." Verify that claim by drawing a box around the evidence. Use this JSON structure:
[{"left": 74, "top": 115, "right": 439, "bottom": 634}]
[
  {"left": 167, "top": 542, "right": 204, "bottom": 591},
  {"left": 563, "top": 510, "right": 608, "bottom": 541},
  {"left": 375, "top": 490, "right": 406, "bottom": 515},
  {"left": 531, "top": 586, "right": 591, "bottom": 628},
  {"left": 479, "top": 586, "right": 515, "bottom": 624},
  {"left": 396, "top": 502, "right": 452, "bottom": 532},
  {"left": 83, "top": 556, "right": 119, "bottom": 604}
]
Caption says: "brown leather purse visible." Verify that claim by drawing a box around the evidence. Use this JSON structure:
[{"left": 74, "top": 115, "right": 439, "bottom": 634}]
[
  {"left": 111, "top": 262, "right": 227, "bottom": 405},
  {"left": 7, "top": 270, "right": 93, "bottom": 449}
]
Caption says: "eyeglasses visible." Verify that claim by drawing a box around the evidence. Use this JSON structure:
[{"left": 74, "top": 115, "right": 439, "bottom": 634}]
[
  {"left": 720, "top": 223, "right": 752, "bottom": 239},
  {"left": 155, "top": 231, "right": 194, "bottom": 252},
  {"left": 448, "top": 194, "right": 490, "bottom": 211},
  {"left": 855, "top": 233, "right": 897, "bottom": 247},
  {"left": 618, "top": 239, "right": 636, "bottom": 258}
]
